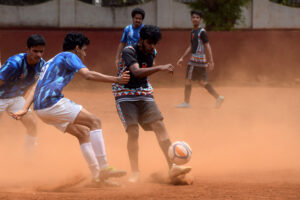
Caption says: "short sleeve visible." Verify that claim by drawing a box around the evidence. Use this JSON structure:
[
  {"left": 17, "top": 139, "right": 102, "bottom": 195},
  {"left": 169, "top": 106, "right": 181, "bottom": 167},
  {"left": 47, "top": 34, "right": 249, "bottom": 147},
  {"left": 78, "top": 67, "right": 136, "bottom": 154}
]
[
  {"left": 0, "top": 60, "right": 18, "bottom": 81},
  {"left": 120, "top": 27, "right": 129, "bottom": 43},
  {"left": 64, "top": 53, "right": 86, "bottom": 72},
  {"left": 122, "top": 47, "right": 138, "bottom": 68},
  {"left": 200, "top": 30, "right": 209, "bottom": 44}
]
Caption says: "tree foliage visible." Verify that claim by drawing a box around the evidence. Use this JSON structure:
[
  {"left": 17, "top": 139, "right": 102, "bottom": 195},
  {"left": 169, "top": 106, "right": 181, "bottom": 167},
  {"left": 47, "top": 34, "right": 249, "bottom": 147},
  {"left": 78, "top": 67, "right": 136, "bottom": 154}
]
[
  {"left": 270, "top": 0, "right": 300, "bottom": 7},
  {"left": 189, "top": 0, "right": 251, "bottom": 31}
]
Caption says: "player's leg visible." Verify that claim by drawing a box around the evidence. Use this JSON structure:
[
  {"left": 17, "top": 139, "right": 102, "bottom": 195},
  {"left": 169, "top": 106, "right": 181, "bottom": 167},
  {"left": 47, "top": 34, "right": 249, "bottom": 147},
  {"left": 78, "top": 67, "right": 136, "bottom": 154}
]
[
  {"left": 126, "top": 124, "right": 140, "bottom": 182},
  {"left": 9, "top": 97, "right": 38, "bottom": 155},
  {"left": 66, "top": 123, "right": 100, "bottom": 180},
  {"left": 116, "top": 101, "right": 139, "bottom": 182},
  {"left": 177, "top": 65, "right": 193, "bottom": 108},
  {"left": 199, "top": 67, "right": 224, "bottom": 108},
  {"left": 72, "top": 107, "right": 126, "bottom": 180},
  {"left": 149, "top": 120, "right": 191, "bottom": 179}
]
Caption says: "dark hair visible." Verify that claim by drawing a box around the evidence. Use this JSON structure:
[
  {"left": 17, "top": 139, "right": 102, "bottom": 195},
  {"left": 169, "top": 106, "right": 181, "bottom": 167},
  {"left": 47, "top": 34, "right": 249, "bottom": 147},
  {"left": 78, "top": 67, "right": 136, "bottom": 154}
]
[
  {"left": 27, "top": 34, "right": 46, "bottom": 48},
  {"left": 131, "top": 7, "right": 145, "bottom": 19},
  {"left": 191, "top": 10, "right": 203, "bottom": 18},
  {"left": 139, "top": 25, "right": 162, "bottom": 44},
  {"left": 63, "top": 32, "right": 90, "bottom": 51}
]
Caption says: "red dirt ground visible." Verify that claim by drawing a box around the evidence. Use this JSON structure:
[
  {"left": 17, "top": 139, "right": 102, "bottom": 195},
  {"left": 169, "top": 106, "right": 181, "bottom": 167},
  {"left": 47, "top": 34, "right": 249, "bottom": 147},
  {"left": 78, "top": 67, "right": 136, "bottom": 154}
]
[{"left": 1, "top": 86, "right": 300, "bottom": 200}]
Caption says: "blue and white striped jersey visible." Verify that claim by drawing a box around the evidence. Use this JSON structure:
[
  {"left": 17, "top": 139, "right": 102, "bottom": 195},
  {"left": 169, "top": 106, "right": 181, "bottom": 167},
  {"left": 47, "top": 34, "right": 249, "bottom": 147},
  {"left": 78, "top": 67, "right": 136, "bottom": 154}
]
[
  {"left": 33, "top": 52, "right": 86, "bottom": 110},
  {"left": 0, "top": 53, "right": 45, "bottom": 99}
]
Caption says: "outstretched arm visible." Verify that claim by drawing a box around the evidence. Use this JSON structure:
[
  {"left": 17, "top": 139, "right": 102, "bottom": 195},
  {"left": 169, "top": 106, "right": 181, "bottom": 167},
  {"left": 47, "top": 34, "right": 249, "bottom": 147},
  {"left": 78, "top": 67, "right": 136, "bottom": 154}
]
[
  {"left": 10, "top": 81, "right": 38, "bottom": 120},
  {"left": 205, "top": 43, "right": 214, "bottom": 70},
  {"left": 129, "top": 63, "right": 174, "bottom": 78},
  {"left": 78, "top": 67, "right": 130, "bottom": 84},
  {"left": 177, "top": 45, "right": 191, "bottom": 67},
  {"left": 115, "top": 43, "right": 126, "bottom": 69}
]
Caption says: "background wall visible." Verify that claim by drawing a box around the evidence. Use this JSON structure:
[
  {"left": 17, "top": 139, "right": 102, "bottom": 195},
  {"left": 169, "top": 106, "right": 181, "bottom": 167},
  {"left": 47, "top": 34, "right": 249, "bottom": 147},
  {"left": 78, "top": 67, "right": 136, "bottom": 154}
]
[
  {"left": 1, "top": 28, "right": 299, "bottom": 87},
  {"left": 0, "top": 0, "right": 299, "bottom": 29}
]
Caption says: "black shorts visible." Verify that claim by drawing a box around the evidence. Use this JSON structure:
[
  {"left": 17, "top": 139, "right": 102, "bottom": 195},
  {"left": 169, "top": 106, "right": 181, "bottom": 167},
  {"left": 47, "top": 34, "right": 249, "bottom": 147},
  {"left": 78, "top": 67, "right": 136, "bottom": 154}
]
[
  {"left": 116, "top": 100, "right": 163, "bottom": 131},
  {"left": 185, "top": 65, "right": 208, "bottom": 81}
]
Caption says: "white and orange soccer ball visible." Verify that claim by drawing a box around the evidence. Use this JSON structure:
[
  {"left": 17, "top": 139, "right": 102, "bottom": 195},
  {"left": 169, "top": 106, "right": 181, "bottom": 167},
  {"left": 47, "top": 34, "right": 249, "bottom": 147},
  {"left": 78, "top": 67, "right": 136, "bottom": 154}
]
[{"left": 168, "top": 141, "right": 192, "bottom": 165}]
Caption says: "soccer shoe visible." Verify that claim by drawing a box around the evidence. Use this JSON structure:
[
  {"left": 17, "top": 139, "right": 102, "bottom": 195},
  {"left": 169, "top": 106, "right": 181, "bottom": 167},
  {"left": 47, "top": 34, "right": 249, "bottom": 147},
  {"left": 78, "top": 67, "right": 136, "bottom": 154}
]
[
  {"left": 99, "top": 166, "right": 127, "bottom": 180},
  {"left": 169, "top": 174, "right": 194, "bottom": 185},
  {"left": 215, "top": 96, "right": 224, "bottom": 108},
  {"left": 89, "top": 177, "right": 122, "bottom": 187},
  {"left": 176, "top": 102, "right": 190, "bottom": 108},
  {"left": 169, "top": 165, "right": 192, "bottom": 179},
  {"left": 128, "top": 171, "right": 140, "bottom": 183}
]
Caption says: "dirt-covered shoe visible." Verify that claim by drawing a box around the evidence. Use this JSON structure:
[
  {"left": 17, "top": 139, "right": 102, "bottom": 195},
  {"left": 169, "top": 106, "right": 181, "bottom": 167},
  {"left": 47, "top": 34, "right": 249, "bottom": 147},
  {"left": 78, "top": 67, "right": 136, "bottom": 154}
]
[
  {"left": 169, "top": 165, "right": 192, "bottom": 179},
  {"left": 99, "top": 166, "right": 126, "bottom": 180},
  {"left": 176, "top": 102, "right": 190, "bottom": 108},
  {"left": 215, "top": 96, "right": 224, "bottom": 108},
  {"left": 88, "top": 178, "right": 122, "bottom": 187},
  {"left": 128, "top": 171, "right": 140, "bottom": 183}
]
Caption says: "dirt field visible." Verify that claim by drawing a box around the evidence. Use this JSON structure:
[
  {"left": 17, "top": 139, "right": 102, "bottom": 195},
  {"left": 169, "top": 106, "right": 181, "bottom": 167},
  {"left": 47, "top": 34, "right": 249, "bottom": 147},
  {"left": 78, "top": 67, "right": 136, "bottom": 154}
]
[{"left": 1, "top": 85, "right": 300, "bottom": 200}]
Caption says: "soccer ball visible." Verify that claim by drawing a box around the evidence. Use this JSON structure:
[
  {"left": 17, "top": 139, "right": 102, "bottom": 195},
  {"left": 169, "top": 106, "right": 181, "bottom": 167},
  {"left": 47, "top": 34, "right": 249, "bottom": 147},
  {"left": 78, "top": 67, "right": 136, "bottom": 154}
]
[{"left": 168, "top": 141, "right": 192, "bottom": 165}]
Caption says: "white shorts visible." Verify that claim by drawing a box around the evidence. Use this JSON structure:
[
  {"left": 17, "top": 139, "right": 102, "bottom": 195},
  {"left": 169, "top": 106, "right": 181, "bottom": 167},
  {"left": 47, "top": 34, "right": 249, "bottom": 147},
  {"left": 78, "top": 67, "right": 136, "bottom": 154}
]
[
  {"left": 35, "top": 98, "right": 82, "bottom": 133},
  {"left": 0, "top": 96, "right": 32, "bottom": 117}
]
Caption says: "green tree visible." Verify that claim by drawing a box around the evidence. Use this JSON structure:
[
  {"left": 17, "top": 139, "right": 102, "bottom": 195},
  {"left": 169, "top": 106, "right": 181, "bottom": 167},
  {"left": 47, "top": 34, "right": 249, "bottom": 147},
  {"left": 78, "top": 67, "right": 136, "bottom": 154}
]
[{"left": 189, "top": 0, "right": 251, "bottom": 31}]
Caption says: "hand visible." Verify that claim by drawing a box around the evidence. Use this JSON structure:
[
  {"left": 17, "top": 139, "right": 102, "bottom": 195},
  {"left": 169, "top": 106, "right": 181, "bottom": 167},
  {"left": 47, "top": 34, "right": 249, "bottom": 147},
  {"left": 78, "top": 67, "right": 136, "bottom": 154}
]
[
  {"left": 208, "top": 61, "right": 214, "bottom": 70},
  {"left": 177, "top": 58, "right": 183, "bottom": 68},
  {"left": 10, "top": 109, "right": 28, "bottom": 120},
  {"left": 117, "top": 71, "right": 130, "bottom": 84},
  {"left": 160, "top": 64, "right": 174, "bottom": 73}
]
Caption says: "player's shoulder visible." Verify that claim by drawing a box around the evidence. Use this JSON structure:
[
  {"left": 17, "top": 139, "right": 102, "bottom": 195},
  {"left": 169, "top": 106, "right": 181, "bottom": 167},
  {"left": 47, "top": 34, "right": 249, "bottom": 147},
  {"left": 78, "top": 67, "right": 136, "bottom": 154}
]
[
  {"left": 6, "top": 53, "right": 26, "bottom": 67},
  {"left": 123, "top": 45, "right": 136, "bottom": 54},
  {"left": 124, "top": 24, "right": 133, "bottom": 31}
]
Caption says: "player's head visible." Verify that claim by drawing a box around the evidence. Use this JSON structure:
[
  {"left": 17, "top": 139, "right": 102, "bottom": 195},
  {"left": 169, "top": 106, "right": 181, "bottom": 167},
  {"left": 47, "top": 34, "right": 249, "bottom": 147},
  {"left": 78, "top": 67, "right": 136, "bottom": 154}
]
[
  {"left": 191, "top": 10, "right": 203, "bottom": 27},
  {"left": 139, "top": 25, "right": 161, "bottom": 54},
  {"left": 63, "top": 32, "right": 90, "bottom": 61},
  {"left": 26, "top": 34, "right": 46, "bottom": 65},
  {"left": 131, "top": 7, "right": 145, "bottom": 28}
]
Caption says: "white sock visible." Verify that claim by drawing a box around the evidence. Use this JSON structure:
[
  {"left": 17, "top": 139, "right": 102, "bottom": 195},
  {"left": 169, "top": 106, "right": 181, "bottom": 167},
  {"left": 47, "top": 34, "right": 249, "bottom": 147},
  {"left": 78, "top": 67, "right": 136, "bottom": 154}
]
[
  {"left": 80, "top": 143, "right": 100, "bottom": 179},
  {"left": 25, "top": 134, "right": 37, "bottom": 156},
  {"left": 90, "top": 129, "right": 108, "bottom": 169}
]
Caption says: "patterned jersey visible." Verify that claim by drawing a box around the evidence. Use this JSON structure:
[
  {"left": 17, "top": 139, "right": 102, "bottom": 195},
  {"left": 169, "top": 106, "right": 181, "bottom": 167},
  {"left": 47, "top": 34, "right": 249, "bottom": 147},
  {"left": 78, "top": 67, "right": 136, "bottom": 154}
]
[
  {"left": 188, "top": 28, "right": 209, "bottom": 67},
  {"left": 112, "top": 44, "right": 156, "bottom": 103},
  {"left": 0, "top": 53, "right": 45, "bottom": 99},
  {"left": 33, "top": 52, "right": 86, "bottom": 110},
  {"left": 121, "top": 24, "right": 144, "bottom": 45}
]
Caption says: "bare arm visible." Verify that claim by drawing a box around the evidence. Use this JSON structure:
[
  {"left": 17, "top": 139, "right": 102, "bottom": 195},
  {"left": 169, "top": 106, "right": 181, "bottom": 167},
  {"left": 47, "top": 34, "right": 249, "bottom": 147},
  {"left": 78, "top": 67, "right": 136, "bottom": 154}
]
[
  {"left": 115, "top": 43, "right": 126, "bottom": 69},
  {"left": 78, "top": 67, "right": 130, "bottom": 84},
  {"left": 129, "top": 63, "right": 174, "bottom": 78},
  {"left": 10, "top": 81, "right": 38, "bottom": 119},
  {"left": 205, "top": 43, "right": 214, "bottom": 70},
  {"left": 177, "top": 45, "right": 191, "bottom": 67}
]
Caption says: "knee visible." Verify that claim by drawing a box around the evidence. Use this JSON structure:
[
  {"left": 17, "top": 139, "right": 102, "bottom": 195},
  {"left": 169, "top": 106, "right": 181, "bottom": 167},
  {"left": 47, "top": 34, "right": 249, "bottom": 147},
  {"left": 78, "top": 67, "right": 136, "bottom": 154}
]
[
  {"left": 150, "top": 120, "right": 164, "bottom": 132},
  {"left": 126, "top": 125, "right": 139, "bottom": 140},
  {"left": 201, "top": 81, "right": 208, "bottom": 86},
  {"left": 76, "top": 127, "right": 90, "bottom": 143},
  {"left": 90, "top": 115, "right": 101, "bottom": 129}
]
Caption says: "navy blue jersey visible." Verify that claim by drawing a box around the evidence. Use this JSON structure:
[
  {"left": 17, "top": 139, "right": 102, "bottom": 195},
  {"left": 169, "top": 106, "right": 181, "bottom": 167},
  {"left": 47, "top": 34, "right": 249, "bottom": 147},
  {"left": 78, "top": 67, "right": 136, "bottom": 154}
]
[
  {"left": 33, "top": 52, "right": 86, "bottom": 110},
  {"left": 0, "top": 53, "right": 45, "bottom": 99}
]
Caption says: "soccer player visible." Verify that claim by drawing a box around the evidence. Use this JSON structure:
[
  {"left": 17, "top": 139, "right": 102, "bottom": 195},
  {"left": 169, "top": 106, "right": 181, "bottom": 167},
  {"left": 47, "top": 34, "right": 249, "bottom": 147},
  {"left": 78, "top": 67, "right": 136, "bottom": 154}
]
[
  {"left": 0, "top": 34, "right": 46, "bottom": 156},
  {"left": 12, "top": 32, "right": 130, "bottom": 186},
  {"left": 115, "top": 7, "right": 145, "bottom": 69},
  {"left": 113, "top": 25, "right": 191, "bottom": 183},
  {"left": 176, "top": 10, "right": 224, "bottom": 108}
]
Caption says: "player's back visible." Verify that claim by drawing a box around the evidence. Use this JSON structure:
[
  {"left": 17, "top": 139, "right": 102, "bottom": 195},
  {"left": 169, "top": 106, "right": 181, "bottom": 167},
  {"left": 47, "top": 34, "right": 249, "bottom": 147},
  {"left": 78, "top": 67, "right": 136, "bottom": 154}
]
[{"left": 33, "top": 52, "right": 86, "bottom": 110}]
